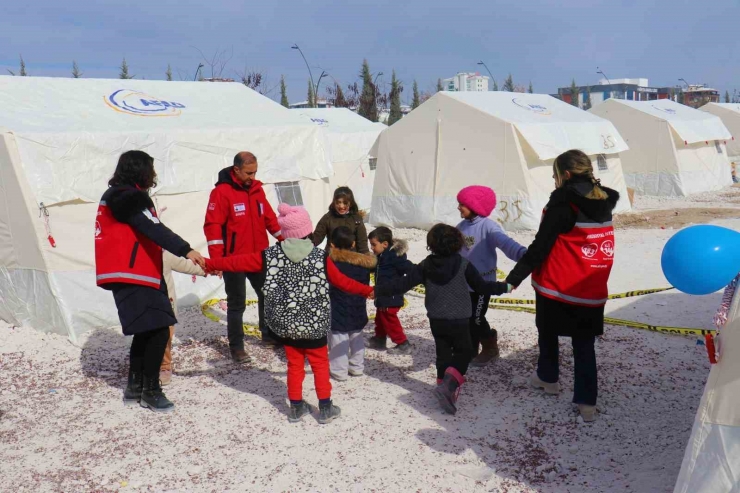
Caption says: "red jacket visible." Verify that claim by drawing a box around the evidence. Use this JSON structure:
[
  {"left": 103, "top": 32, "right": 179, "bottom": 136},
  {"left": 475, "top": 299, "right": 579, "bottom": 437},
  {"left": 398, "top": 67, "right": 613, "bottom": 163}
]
[
  {"left": 206, "top": 252, "right": 373, "bottom": 298},
  {"left": 96, "top": 188, "right": 163, "bottom": 290},
  {"left": 204, "top": 168, "right": 283, "bottom": 259},
  {"left": 531, "top": 204, "right": 614, "bottom": 307}
]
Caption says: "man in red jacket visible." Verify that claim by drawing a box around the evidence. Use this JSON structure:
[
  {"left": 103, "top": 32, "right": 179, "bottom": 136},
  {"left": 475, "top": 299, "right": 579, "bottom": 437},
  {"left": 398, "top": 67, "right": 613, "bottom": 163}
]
[{"left": 204, "top": 151, "right": 284, "bottom": 362}]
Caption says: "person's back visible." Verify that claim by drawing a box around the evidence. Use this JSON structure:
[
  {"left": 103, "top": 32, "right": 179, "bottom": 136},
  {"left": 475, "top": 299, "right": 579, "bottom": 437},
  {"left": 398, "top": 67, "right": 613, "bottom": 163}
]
[{"left": 421, "top": 253, "right": 472, "bottom": 321}]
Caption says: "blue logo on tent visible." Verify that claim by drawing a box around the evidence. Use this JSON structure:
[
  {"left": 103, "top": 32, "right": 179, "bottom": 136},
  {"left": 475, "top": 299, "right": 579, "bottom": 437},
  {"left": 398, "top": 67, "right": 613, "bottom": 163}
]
[
  {"left": 105, "top": 89, "right": 186, "bottom": 117},
  {"left": 652, "top": 105, "right": 676, "bottom": 115},
  {"left": 512, "top": 98, "right": 551, "bottom": 115},
  {"left": 310, "top": 118, "right": 329, "bottom": 125}
]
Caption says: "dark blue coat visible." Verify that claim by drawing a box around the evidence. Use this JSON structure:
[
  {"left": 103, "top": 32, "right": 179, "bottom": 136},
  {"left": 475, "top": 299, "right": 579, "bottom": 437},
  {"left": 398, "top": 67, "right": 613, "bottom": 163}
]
[
  {"left": 374, "top": 239, "right": 413, "bottom": 308},
  {"left": 329, "top": 249, "right": 376, "bottom": 333}
]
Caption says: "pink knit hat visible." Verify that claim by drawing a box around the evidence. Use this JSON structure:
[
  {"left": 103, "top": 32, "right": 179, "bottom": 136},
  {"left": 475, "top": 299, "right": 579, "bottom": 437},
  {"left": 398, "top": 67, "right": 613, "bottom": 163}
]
[
  {"left": 456, "top": 186, "right": 497, "bottom": 217},
  {"left": 277, "top": 203, "right": 313, "bottom": 239}
]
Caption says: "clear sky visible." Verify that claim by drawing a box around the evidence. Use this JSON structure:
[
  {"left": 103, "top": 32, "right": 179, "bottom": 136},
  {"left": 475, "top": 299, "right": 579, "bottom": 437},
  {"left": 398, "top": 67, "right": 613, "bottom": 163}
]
[{"left": 2, "top": 0, "right": 738, "bottom": 104}]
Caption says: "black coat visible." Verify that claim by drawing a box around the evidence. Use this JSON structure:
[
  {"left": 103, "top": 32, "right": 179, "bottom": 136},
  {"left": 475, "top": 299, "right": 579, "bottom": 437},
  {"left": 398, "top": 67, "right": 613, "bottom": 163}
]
[
  {"left": 506, "top": 178, "right": 619, "bottom": 337},
  {"left": 373, "top": 239, "right": 414, "bottom": 308},
  {"left": 103, "top": 186, "right": 192, "bottom": 336},
  {"left": 329, "top": 249, "right": 376, "bottom": 333}
]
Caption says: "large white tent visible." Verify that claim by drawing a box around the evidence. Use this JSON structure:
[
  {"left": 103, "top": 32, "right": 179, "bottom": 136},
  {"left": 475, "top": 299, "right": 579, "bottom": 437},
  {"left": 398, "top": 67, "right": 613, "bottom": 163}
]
[
  {"left": 699, "top": 103, "right": 740, "bottom": 161},
  {"left": 674, "top": 289, "right": 740, "bottom": 493},
  {"left": 590, "top": 99, "right": 733, "bottom": 196},
  {"left": 370, "top": 92, "right": 631, "bottom": 231},
  {"left": 295, "top": 108, "right": 385, "bottom": 213},
  {"left": 0, "top": 76, "right": 331, "bottom": 343}
]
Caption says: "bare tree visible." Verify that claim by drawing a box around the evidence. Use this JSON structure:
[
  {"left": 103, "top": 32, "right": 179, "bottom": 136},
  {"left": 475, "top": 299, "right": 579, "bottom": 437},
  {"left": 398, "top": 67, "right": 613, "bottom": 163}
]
[
  {"left": 193, "top": 46, "right": 234, "bottom": 80},
  {"left": 166, "top": 64, "right": 173, "bottom": 81},
  {"left": 72, "top": 61, "right": 82, "bottom": 78}
]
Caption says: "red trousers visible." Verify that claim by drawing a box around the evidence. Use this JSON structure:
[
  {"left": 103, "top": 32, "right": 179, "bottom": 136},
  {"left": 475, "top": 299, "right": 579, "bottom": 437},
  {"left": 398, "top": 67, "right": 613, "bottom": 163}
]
[
  {"left": 285, "top": 345, "right": 332, "bottom": 401},
  {"left": 374, "top": 307, "right": 407, "bottom": 344}
]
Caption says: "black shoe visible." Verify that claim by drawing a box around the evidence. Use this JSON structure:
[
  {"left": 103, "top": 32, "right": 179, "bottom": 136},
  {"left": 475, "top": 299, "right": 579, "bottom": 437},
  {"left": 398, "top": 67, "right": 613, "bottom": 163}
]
[
  {"left": 123, "top": 366, "right": 143, "bottom": 406},
  {"left": 288, "top": 401, "right": 313, "bottom": 423},
  {"left": 318, "top": 401, "right": 341, "bottom": 424},
  {"left": 140, "top": 375, "right": 175, "bottom": 413},
  {"left": 366, "top": 336, "right": 387, "bottom": 350},
  {"left": 388, "top": 341, "right": 412, "bottom": 354},
  {"left": 261, "top": 333, "right": 282, "bottom": 347}
]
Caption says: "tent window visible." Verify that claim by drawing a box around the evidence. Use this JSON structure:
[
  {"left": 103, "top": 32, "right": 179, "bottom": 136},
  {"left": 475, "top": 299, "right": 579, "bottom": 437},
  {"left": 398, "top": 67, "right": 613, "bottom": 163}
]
[
  {"left": 597, "top": 154, "right": 608, "bottom": 172},
  {"left": 716, "top": 141, "right": 723, "bottom": 154},
  {"left": 275, "top": 182, "right": 304, "bottom": 206},
  {"left": 369, "top": 158, "right": 378, "bottom": 171}
]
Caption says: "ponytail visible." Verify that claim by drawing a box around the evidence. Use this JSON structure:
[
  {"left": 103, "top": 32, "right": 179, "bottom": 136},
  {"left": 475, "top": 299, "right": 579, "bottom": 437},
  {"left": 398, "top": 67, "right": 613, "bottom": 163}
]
[{"left": 553, "top": 150, "right": 608, "bottom": 201}]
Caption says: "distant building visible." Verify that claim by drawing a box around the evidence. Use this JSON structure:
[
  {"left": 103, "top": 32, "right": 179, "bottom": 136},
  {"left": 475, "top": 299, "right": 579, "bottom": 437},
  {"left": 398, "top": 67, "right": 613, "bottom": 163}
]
[
  {"left": 289, "top": 99, "right": 333, "bottom": 109},
  {"left": 378, "top": 104, "right": 412, "bottom": 124},
  {"left": 557, "top": 78, "right": 670, "bottom": 108},
  {"left": 557, "top": 78, "right": 720, "bottom": 109},
  {"left": 442, "top": 72, "right": 490, "bottom": 92},
  {"left": 682, "top": 84, "right": 720, "bottom": 108}
]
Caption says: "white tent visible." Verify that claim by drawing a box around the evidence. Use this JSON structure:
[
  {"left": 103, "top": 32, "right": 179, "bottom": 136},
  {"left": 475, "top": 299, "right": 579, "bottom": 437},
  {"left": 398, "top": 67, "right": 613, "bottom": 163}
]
[
  {"left": 0, "top": 76, "right": 331, "bottom": 343},
  {"left": 699, "top": 103, "right": 740, "bottom": 161},
  {"left": 590, "top": 99, "right": 733, "bottom": 196},
  {"left": 295, "top": 108, "right": 385, "bottom": 214},
  {"left": 370, "top": 92, "right": 631, "bottom": 231},
  {"left": 674, "top": 289, "right": 740, "bottom": 492}
]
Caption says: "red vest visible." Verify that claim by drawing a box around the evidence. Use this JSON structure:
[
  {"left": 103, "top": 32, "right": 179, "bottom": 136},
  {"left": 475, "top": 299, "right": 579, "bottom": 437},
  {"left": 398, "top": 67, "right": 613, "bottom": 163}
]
[
  {"left": 532, "top": 205, "right": 614, "bottom": 307},
  {"left": 95, "top": 199, "right": 163, "bottom": 289}
]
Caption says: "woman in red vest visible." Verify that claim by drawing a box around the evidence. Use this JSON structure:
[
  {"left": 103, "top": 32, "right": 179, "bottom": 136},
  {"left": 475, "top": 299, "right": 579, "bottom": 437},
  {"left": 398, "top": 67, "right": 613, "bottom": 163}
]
[
  {"left": 505, "top": 150, "right": 619, "bottom": 422},
  {"left": 95, "top": 150, "right": 205, "bottom": 413}
]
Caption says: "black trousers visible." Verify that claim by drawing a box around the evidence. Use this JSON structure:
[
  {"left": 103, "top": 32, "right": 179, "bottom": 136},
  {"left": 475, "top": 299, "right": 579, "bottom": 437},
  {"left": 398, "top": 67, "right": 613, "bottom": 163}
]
[
  {"left": 430, "top": 318, "right": 473, "bottom": 380},
  {"left": 224, "top": 270, "right": 266, "bottom": 349},
  {"left": 537, "top": 331, "right": 598, "bottom": 406},
  {"left": 469, "top": 292, "right": 496, "bottom": 354},
  {"left": 130, "top": 327, "right": 170, "bottom": 379}
]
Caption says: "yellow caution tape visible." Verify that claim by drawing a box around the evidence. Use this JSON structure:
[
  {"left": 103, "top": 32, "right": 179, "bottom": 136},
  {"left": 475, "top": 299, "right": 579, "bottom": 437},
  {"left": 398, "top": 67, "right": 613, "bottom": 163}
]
[{"left": 201, "top": 296, "right": 409, "bottom": 336}]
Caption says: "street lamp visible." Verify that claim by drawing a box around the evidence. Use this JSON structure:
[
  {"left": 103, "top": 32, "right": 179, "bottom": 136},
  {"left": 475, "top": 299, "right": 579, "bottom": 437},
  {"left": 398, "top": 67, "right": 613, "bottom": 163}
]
[
  {"left": 315, "top": 70, "right": 328, "bottom": 104},
  {"left": 596, "top": 67, "right": 610, "bottom": 85},
  {"left": 291, "top": 43, "right": 317, "bottom": 107},
  {"left": 477, "top": 61, "right": 496, "bottom": 90},
  {"left": 373, "top": 72, "right": 384, "bottom": 86},
  {"left": 679, "top": 78, "right": 689, "bottom": 89},
  {"left": 194, "top": 63, "right": 204, "bottom": 81}
]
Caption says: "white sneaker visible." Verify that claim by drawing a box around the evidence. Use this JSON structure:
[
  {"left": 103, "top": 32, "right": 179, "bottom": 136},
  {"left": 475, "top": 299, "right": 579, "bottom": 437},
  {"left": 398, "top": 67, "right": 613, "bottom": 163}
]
[
  {"left": 348, "top": 368, "right": 364, "bottom": 377},
  {"left": 331, "top": 373, "right": 348, "bottom": 382},
  {"left": 529, "top": 372, "right": 560, "bottom": 395},
  {"left": 578, "top": 404, "right": 597, "bottom": 422}
]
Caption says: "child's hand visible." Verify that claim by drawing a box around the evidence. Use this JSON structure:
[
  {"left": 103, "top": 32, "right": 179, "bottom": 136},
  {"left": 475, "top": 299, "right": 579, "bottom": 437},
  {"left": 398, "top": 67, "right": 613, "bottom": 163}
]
[{"left": 368, "top": 290, "right": 375, "bottom": 300}]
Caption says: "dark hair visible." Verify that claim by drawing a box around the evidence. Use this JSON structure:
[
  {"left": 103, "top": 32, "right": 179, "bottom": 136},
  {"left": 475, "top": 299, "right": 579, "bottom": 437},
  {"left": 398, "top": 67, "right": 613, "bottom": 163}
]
[
  {"left": 426, "top": 224, "right": 463, "bottom": 256},
  {"left": 331, "top": 226, "right": 355, "bottom": 250},
  {"left": 108, "top": 150, "right": 157, "bottom": 189},
  {"left": 329, "top": 186, "right": 359, "bottom": 214},
  {"left": 233, "top": 151, "right": 257, "bottom": 168},
  {"left": 368, "top": 226, "right": 393, "bottom": 245}
]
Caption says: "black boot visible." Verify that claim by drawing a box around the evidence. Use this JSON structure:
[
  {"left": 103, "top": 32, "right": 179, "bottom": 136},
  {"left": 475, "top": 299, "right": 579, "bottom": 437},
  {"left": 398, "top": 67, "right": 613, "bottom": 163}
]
[
  {"left": 288, "top": 400, "right": 313, "bottom": 423},
  {"left": 434, "top": 367, "right": 465, "bottom": 415},
  {"left": 123, "top": 358, "right": 143, "bottom": 406},
  {"left": 318, "top": 400, "right": 341, "bottom": 424},
  {"left": 140, "top": 375, "right": 175, "bottom": 413}
]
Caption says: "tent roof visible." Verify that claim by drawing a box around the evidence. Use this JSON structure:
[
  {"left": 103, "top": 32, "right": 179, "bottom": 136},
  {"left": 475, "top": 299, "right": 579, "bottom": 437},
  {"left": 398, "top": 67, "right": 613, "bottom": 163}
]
[
  {"left": 0, "top": 76, "right": 315, "bottom": 133},
  {"left": 440, "top": 92, "right": 628, "bottom": 160},
  {"left": 603, "top": 99, "right": 732, "bottom": 144},
  {"left": 295, "top": 108, "right": 386, "bottom": 134},
  {"left": 701, "top": 102, "right": 740, "bottom": 115},
  {"left": 0, "top": 76, "right": 331, "bottom": 205}
]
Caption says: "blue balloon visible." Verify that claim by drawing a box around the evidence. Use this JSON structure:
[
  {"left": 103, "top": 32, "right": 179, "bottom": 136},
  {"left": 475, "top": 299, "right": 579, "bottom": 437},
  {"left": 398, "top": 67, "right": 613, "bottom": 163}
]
[{"left": 661, "top": 225, "right": 740, "bottom": 295}]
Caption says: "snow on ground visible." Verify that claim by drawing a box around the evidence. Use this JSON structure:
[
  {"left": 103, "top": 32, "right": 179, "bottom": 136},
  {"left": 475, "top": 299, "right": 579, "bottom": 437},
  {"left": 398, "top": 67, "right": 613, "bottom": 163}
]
[{"left": 2, "top": 191, "right": 739, "bottom": 492}]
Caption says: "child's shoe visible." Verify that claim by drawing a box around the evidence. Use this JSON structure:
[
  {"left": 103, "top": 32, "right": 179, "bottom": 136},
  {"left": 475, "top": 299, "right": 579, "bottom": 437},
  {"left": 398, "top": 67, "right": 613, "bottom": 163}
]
[
  {"left": 434, "top": 367, "right": 465, "bottom": 415},
  {"left": 331, "top": 372, "right": 348, "bottom": 382},
  {"left": 140, "top": 375, "right": 175, "bottom": 413},
  {"left": 288, "top": 401, "right": 313, "bottom": 423},
  {"left": 366, "top": 336, "right": 387, "bottom": 350},
  {"left": 388, "top": 341, "right": 411, "bottom": 354},
  {"left": 470, "top": 334, "right": 500, "bottom": 366},
  {"left": 348, "top": 368, "right": 364, "bottom": 377},
  {"left": 529, "top": 371, "right": 560, "bottom": 395},
  {"left": 578, "top": 404, "right": 597, "bottom": 422},
  {"left": 318, "top": 401, "right": 342, "bottom": 424}
]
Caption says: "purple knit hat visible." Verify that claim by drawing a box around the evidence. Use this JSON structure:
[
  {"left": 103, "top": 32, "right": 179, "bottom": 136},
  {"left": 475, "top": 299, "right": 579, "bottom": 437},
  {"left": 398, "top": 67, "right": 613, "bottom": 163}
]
[
  {"left": 277, "top": 203, "right": 313, "bottom": 239},
  {"left": 456, "top": 186, "right": 497, "bottom": 217}
]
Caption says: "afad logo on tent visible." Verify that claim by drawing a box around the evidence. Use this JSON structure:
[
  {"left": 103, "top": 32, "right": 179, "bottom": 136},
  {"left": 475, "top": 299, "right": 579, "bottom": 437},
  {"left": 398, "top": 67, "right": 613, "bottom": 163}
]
[
  {"left": 310, "top": 117, "right": 329, "bottom": 126},
  {"left": 652, "top": 105, "right": 677, "bottom": 115},
  {"left": 105, "top": 89, "right": 186, "bottom": 117},
  {"left": 512, "top": 98, "right": 551, "bottom": 116}
]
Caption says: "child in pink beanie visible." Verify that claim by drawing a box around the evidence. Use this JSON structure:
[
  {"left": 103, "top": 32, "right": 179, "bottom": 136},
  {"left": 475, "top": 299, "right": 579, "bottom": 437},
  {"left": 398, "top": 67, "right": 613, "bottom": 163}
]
[
  {"left": 456, "top": 186, "right": 527, "bottom": 366},
  {"left": 205, "top": 203, "right": 374, "bottom": 424}
]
